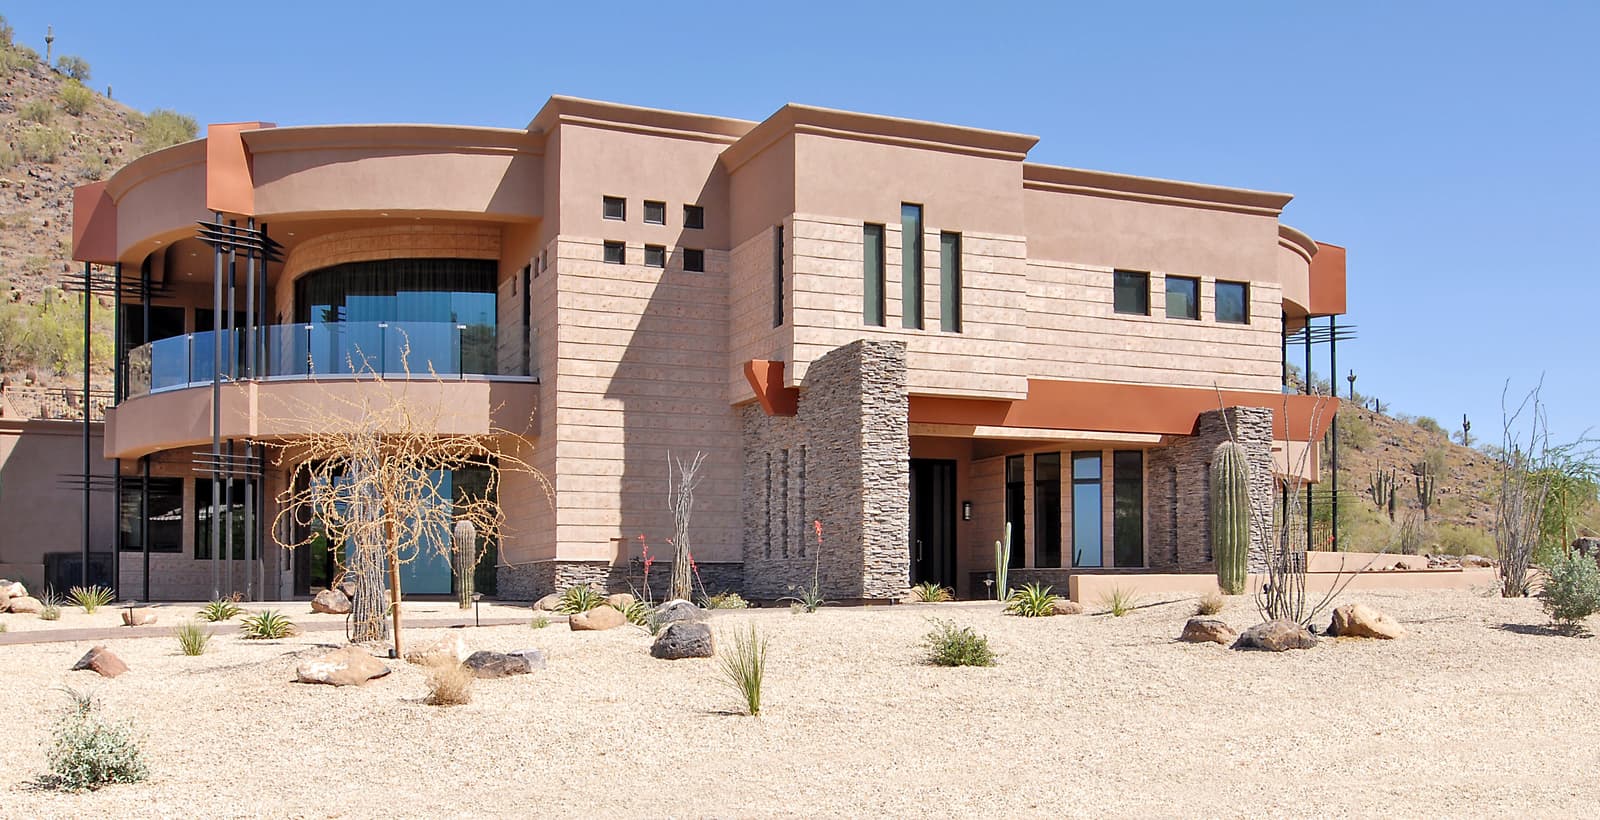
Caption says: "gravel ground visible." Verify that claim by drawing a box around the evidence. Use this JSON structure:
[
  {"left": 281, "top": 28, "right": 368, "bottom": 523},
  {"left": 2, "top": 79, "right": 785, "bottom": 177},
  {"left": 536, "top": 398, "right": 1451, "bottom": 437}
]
[
  {"left": 2, "top": 588, "right": 1597, "bottom": 818},
  {"left": 0, "top": 600, "right": 532, "bottom": 634}
]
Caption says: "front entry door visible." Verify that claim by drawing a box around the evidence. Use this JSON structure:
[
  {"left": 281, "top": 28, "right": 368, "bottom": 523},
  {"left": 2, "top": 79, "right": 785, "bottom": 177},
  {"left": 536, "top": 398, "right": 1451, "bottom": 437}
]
[{"left": 909, "top": 459, "right": 957, "bottom": 590}]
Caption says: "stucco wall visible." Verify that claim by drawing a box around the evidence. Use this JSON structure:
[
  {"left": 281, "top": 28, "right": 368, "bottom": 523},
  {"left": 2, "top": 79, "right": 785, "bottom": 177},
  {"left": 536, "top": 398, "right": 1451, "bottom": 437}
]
[{"left": 0, "top": 421, "right": 115, "bottom": 590}]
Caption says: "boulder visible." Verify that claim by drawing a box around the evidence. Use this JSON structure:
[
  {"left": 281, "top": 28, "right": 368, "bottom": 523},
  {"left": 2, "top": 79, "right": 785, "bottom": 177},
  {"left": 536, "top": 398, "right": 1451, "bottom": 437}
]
[
  {"left": 606, "top": 593, "right": 636, "bottom": 611},
  {"left": 0, "top": 592, "right": 9, "bottom": 612},
  {"left": 463, "top": 648, "right": 546, "bottom": 678},
  {"left": 8, "top": 595, "right": 42, "bottom": 614},
  {"left": 337, "top": 578, "right": 359, "bottom": 600},
  {"left": 1050, "top": 599, "right": 1084, "bottom": 616},
  {"left": 1461, "top": 554, "right": 1494, "bottom": 568},
  {"left": 72, "top": 646, "right": 128, "bottom": 678},
  {"left": 121, "top": 608, "right": 158, "bottom": 626},
  {"left": 405, "top": 633, "right": 470, "bottom": 666},
  {"left": 651, "top": 622, "right": 715, "bottom": 659},
  {"left": 531, "top": 593, "right": 562, "bottom": 612},
  {"left": 1327, "top": 603, "right": 1405, "bottom": 640},
  {"left": 1, "top": 579, "right": 24, "bottom": 599},
  {"left": 570, "top": 606, "right": 626, "bottom": 631},
  {"left": 1180, "top": 618, "right": 1237, "bottom": 645},
  {"left": 654, "top": 599, "right": 705, "bottom": 624},
  {"left": 311, "top": 588, "right": 352, "bottom": 615},
  {"left": 295, "top": 645, "right": 391, "bottom": 686},
  {"left": 1232, "top": 619, "right": 1318, "bottom": 652}
]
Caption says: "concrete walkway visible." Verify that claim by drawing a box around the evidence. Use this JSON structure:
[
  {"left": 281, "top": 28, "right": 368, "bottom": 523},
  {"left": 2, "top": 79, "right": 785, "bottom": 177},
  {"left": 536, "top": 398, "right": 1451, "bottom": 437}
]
[{"left": 0, "top": 614, "right": 543, "bottom": 646}]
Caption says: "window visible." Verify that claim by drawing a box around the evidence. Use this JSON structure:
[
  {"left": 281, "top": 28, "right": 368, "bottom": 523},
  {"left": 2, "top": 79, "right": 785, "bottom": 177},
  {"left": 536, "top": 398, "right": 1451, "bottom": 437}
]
[
  {"left": 603, "top": 241, "right": 626, "bottom": 265},
  {"left": 643, "top": 200, "right": 666, "bottom": 225},
  {"left": 1216, "top": 280, "right": 1249, "bottom": 324},
  {"left": 940, "top": 232, "right": 962, "bottom": 332},
  {"left": 195, "top": 478, "right": 252, "bottom": 560},
  {"left": 1113, "top": 270, "right": 1150, "bottom": 315},
  {"left": 602, "top": 196, "right": 626, "bottom": 221},
  {"left": 1113, "top": 451, "right": 1144, "bottom": 567},
  {"left": 1071, "top": 452, "right": 1102, "bottom": 567},
  {"left": 863, "top": 223, "right": 886, "bottom": 326},
  {"left": 683, "top": 248, "right": 705, "bottom": 273},
  {"left": 644, "top": 244, "right": 666, "bottom": 268},
  {"left": 1005, "top": 456, "right": 1026, "bottom": 571},
  {"left": 1165, "top": 276, "right": 1199, "bottom": 320},
  {"left": 773, "top": 226, "right": 785, "bottom": 327},
  {"left": 901, "top": 203, "right": 924, "bottom": 329},
  {"left": 118, "top": 477, "right": 182, "bottom": 552},
  {"left": 683, "top": 204, "right": 704, "bottom": 230},
  {"left": 1034, "top": 453, "right": 1061, "bottom": 568}
]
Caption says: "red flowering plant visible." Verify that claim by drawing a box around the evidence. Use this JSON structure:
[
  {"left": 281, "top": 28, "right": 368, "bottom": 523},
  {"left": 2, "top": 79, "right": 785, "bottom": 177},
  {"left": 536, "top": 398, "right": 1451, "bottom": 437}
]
[{"left": 782, "top": 519, "right": 828, "bottom": 613}]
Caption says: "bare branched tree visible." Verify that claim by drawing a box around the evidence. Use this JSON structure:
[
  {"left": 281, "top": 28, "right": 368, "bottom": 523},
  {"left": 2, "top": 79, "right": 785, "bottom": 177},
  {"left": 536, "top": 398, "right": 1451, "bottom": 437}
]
[
  {"left": 1495, "top": 381, "right": 1555, "bottom": 598},
  {"left": 666, "top": 450, "right": 707, "bottom": 602}
]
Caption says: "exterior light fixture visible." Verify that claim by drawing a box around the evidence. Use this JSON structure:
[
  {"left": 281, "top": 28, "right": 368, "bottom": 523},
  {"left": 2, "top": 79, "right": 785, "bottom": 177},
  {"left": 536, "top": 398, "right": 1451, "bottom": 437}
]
[
  {"left": 962, "top": 501, "right": 973, "bottom": 521},
  {"left": 472, "top": 593, "right": 484, "bottom": 627}
]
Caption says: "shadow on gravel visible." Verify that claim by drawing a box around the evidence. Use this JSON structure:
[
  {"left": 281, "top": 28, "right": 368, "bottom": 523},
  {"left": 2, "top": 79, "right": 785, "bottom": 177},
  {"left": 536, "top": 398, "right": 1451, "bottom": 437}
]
[{"left": 1492, "top": 622, "right": 1592, "bottom": 638}]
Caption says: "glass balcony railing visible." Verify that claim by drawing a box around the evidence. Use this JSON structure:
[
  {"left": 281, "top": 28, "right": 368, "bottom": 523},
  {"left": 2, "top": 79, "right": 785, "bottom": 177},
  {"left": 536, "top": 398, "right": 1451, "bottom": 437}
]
[{"left": 125, "top": 321, "right": 528, "bottom": 398}]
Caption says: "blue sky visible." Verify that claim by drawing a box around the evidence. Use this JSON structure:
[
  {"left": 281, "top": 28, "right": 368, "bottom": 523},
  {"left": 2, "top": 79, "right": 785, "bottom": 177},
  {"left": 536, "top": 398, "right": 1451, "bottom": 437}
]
[{"left": 12, "top": 2, "right": 1596, "bottom": 443}]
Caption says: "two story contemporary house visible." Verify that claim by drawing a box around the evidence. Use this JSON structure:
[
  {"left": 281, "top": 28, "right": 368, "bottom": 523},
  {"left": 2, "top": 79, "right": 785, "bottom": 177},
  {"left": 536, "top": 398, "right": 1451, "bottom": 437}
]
[{"left": 72, "top": 96, "right": 1343, "bottom": 602}]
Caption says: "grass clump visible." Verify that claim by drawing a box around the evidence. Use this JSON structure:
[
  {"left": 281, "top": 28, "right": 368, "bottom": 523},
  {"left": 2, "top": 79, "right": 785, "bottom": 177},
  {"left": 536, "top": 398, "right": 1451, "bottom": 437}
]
[
  {"left": 530, "top": 614, "right": 550, "bottom": 629},
  {"left": 912, "top": 581, "right": 953, "bottom": 602},
  {"left": 174, "top": 621, "right": 212, "bottom": 656},
  {"left": 19, "top": 99, "right": 53, "bottom": 124},
  {"left": 1195, "top": 591, "right": 1225, "bottom": 616},
  {"left": 239, "top": 609, "right": 296, "bottom": 639},
  {"left": 1099, "top": 586, "right": 1140, "bottom": 617},
  {"left": 1538, "top": 550, "right": 1600, "bottom": 633},
  {"left": 68, "top": 585, "right": 114, "bottom": 614},
  {"left": 39, "top": 589, "right": 63, "bottom": 621},
  {"left": 718, "top": 624, "right": 768, "bottom": 716},
  {"left": 1005, "top": 582, "right": 1058, "bottom": 617},
  {"left": 423, "top": 660, "right": 474, "bottom": 707},
  {"left": 922, "top": 619, "right": 995, "bottom": 667},
  {"left": 60, "top": 79, "right": 94, "bottom": 115},
  {"left": 198, "top": 598, "right": 243, "bottom": 622},
  {"left": 703, "top": 591, "right": 749, "bottom": 609},
  {"left": 555, "top": 585, "right": 606, "bottom": 614},
  {"left": 44, "top": 688, "right": 148, "bottom": 792}
]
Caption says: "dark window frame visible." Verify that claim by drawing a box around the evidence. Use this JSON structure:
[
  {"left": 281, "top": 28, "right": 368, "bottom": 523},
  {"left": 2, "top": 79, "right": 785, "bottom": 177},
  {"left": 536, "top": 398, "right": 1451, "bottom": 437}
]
[
  {"left": 602, "top": 196, "right": 626, "bottom": 221},
  {"left": 772, "top": 225, "right": 785, "bottom": 328},
  {"left": 1112, "top": 450, "right": 1144, "bottom": 568},
  {"left": 1005, "top": 455, "right": 1026, "bottom": 571},
  {"left": 1164, "top": 275, "right": 1200, "bottom": 320},
  {"left": 118, "top": 476, "right": 183, "bottom": 553},
  {"left": 901, "top": 203, "right": 924, "bottom": 330},
  {"left": 643, "top": 244, "right": 666, "bottom": 268},
  {"left": 602, "top": 241, "right": 626, "bottom": 265},
  {"left": 939, "top": 231, "right": 962, "bottom": 333},
  {"left": 683, "top": 204, "right": 705, "bottom": 230},
  {"left": 643, "top": 200, "right": 666, "bottom": 225},
  {"left": 1216, "top": 280, "right": 1250, "bottom": 324},
  {"left": 682, "top": 248, "right": 705, "bottom": 273},
  {"left": 1034, "top": 452, "right": 1062, "bottom": 568},
  {"left": 1113, "top": 270, "right": 1150, "bottom": 316},
  {"left": 863, "top": 223, "right": 886, "bottom": 327}
]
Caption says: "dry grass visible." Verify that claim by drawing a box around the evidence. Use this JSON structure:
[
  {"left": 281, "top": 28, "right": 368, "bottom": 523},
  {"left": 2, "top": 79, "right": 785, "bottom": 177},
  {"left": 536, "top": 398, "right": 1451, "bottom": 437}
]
[
  {"left": 423, "top": 660, "right": 474, "bottom": 707},
  {"left": 1195, "top": 591, "right": 1226, "bottom": 616}
]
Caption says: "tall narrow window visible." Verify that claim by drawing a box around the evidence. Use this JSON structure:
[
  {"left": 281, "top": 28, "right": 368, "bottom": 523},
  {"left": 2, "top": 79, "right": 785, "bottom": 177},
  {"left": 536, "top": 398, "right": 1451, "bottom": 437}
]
[
  {"left": 1071, "top": 452, "right": 1102, "bottom": 567},
  {"left": 1165, "top": 276, "right": 1199, "bottom": 320},
  {"left": 1113, "top": 451, "right": 1144, "bottom": 568},
  {"left": 1034, "top": 453, "right": 1061, "bottom": 568},
  {"left": 118, "top": 477, "right": 182, "bottom": 552},
  {"left": 940, "top": 231, "right": 962, "bottom": 332},
  {"left": 1114, "top": 270, "right": 1150, "bottom": 315},
  {"left": 901, "top": 203, "right": 924, "bottom": 329},
  {"left": 1216, "top": 280, "right": 1249, "bottom": 324},
  {"left": 1005, "top": 455, "right": 1025, "bottom": 571},
  {"left": 772, "top": 225, "right": 785, "bottom": 327},
  {"left": 863, "top": 223, "right": 886, "bottom": 326},
  {"left": 195, "top": 478, "right": 251, "bottom": 560}
]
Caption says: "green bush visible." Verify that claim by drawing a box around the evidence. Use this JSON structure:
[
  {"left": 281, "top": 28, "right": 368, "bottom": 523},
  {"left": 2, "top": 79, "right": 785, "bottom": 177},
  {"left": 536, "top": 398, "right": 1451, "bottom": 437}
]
[
  {"left": 554, "top": 585, "right": 606, "bottom": 614},
  {"left": 1416, "top": 416, "right": 1446, "bottom": 438},
  {"left": 1339, "top": 410, "right": 1374, "bottom": 451},
  {"left": 1434, "top": 523, "right": 1494, "bottom": 557},
  {"left": 19, "top": 126, "right": 68, "bottom": 162},
  {"left": 0, "top": 144, "right": 18, "bottom": 171},
  {"left": 0, "top": 14, "right": 13, "bottom": 47},
  {"left": 1538, "top": 550, "right": 1600, "bottom": 632},
  {"left": 56, "top": 55, "right": 91, "bottom": 82},
  {"left": 0, "top": 48, "right": 29, "bottom": 77},
  {"left": 138, "top": 109, "right": 198, "bottom": 155},
  {"left": 45, "top": 689, "right": 148, "bottom": 792},
  {"left": 1004, "top": 582, "right": 1058, "bottom": 617},
  {"left": 922, "top": 619, "right": 995, "bottom": 667},
  {"left": 19, "top": 99, "right": 54, "bottom": 124},
  {"left": 77, "top": 154, "right": 106, "bottom": 181},
  {"left": 529, "top": 613, "right": 550, "bottom": 629},
  {"left": 1099, "top": 586, "right": 1140, "bottom": 617},
  {"left": 703, "top": 591, "right": 749, "bottom": 609},
  {"left": 60, "top": 79, "right": 94, "bottom": 116},
  {"left": 39, "top": 589, "right": 63, "bottom": 621}
]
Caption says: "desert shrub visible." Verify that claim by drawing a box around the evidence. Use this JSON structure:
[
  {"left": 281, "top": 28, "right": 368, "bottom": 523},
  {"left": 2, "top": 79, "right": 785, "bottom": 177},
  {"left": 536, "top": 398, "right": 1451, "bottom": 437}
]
[
  {"left": 922, "top": 619, "right": 995, "bottom": 667},
  {"left": 1195, "top": 591, "right": 1225, "bottom": 616},
  {"left": 1340, "top": 410, "right": 1375, "bottom": 451},
  {"left": 0, "top": 144, "right": 18, "bottom": 171},
  {"left": 555, "top": 585, "right": 606, "bottom": 614},
  {"left": 198, "top": 598, "right": 242, "bottom": 622},
  {"left": 1397, "top": 515, "right": 1430, "bottom": 556},
  {"left": 19, "top": 99, "right": 54, "bottom": 124},
  {"left": 424, "top": 660, "right": 474, "bottom": 706},
  {"left": 1416, "top": 416, "right": 1445, "bottom": 438},
  {"left": 703, "top": 591, "right": 749, "bottom": 609},
  {"left": 60, "top": 79, "right": 94, "bottom": 115},
  {"left": 0, "top": 47, "right": 29, "bottom": 77},
  {"left": 39, "top": 589, "right": 63, "bottom": 621},
  {"left": 1537, "top": 550, "right": 1600, "bottom": 631},
  {"left": 68, "top": 585, "right": 114, "bottom": 614},
  {"left": 912, "top": 581, "right": 953, "bottom": 602},
  {"left": 718, "top": 623, "right": 767, "bottom": 716},
  {"left": 530, "top": 614, "right": 550, "bottom": 629},
  {"left": 1005, "top": 582, "right": 1058, "bottom": 617},
  {"left": 0, "top": 15, "right": 13, "bottom": 47},
  {"left": 77, "top": 153, "right": 106, "bottom": 181},
  {"left": 19, "top": 126, "right": 68, "bottom": 162},
  {"left": 239, "top": 609, "right": 295, "bottom": 639},
  {"left": 1434, "top": 523, "right": 1494, "bottom": 557},
  {"left": 45, "top": 689, "right": 148, "bottom": 792},
  {"left": 175, "top": 621, "right": 212, "bottom": 656},
  {"left": 1099, "top": 586, "right": 1140, "bottom": 617},
  {"left": 138, "top": 109, "right": 198, "bottom": 155},
  {"left": 56, "top": 55, "right": 91, "bottom": 81}
]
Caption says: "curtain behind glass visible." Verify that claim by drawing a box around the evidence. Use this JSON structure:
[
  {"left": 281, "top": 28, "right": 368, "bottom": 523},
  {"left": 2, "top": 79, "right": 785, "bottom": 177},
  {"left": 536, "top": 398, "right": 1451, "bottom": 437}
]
[{"left": 295, "top": 258, "right": 497, "bottom": 326}]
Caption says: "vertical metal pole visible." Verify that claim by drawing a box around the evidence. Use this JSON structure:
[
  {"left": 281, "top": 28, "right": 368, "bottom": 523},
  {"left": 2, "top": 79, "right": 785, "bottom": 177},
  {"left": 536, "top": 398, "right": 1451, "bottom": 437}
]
[
  {"left": 245, "top": 218, "right": 256, "bottom": 380},
  {"left": 226, "top": 223, "right": 238, "bottom": 599},
  {"left": 141, "top": 457, "right": 150, "bottom": 602},
  {"left": 1329, "top": 315, "right": 1340, "bottom": 552},
  {"left": 1304, "top": 317, "right": 1313, "bottom": 551},
  {"left": 81, "top": 262, "right": 92, "bottom": 589},
  {"left": 112, "top": 261, "right": 122, "bottom": 598},
  {"left": 211, "top": 212, "right": 224, "bottom": 599}
]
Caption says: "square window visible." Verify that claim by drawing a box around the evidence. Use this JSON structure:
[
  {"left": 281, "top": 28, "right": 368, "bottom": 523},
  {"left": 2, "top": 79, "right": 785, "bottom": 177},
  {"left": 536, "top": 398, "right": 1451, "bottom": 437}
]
[
  {"left": 1216, "top": 280, "right": 1249, "bottom": 324},
  {"left": 683, "top": 248, "right": 705, "bottom": 273},
  {"left": 644, "top": 244, "right": 666, "bottom": 268},
  {"left": 1165, "top": 276, "right": 1199, "bottom": 320},
  {"left": 602, "top": 196, "right": 626, "bottom": 221},
  {"left": 603, "top": 241, "right": 625, "bottom": 264},
  {"left": 683, "top": 204, "right": 704, "bottom": 230},
  {"left": 643, "top": 200, "right": 666, "bottom": 225},
  {"left": 1113, "top": 270, "right": 1150, "bottom": 315}
]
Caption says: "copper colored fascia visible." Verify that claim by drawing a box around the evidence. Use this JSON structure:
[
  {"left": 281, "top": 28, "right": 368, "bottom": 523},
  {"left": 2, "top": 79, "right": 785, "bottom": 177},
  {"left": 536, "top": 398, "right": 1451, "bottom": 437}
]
[{"left": 743, "top": 359, "right": 798, "bottom": 417}]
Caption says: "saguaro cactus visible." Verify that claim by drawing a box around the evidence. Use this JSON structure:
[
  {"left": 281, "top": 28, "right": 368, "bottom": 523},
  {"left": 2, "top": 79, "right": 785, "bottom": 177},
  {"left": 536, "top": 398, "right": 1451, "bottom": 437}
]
[
  {"left": 1368, "top": 467, "right": 1398, "bottom": 521},
  {"left": 1210, "top": 442, "right": 1250, "bottom": 595},
  {"left": 1413, "top": 464, "right": 1437, "bottom": 521},
  {"left": 453, "top": 519, "right": 478, "bottom": 610},
  {"left": 995, "top": 521, "right": 1013, "bottom": 601}
]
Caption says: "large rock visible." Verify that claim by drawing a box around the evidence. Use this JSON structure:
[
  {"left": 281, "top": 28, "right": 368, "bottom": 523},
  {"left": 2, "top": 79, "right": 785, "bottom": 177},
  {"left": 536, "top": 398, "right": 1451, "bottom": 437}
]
[
  {"left": 0, "top": 592, "right": 10, "bottom": 613},
  {"left": 121, "top": 608, "right": 158, "bottom": 626},
  {"left": 405, "top": 633, "right": 469, "bottom": 666},
  {"left": 463, "top": 649, "right": 546, "bottom": 678},
  {"left": 1051, "top": 599, "right": 1084, "bottom": 616},
  {"left": 655, "top": 599, "right": 705, "bottom": 624},
  {"left": 1395, "top": 558, "right": 1427, "bottom": 571},
  {"left": 1232, "top": 619, "right": 1319, "bottom": 652},
  {"left": 8, "top": 595, "right": 42, "bottom": 614},
  {"left": 1180, "top": 618, "right": 1238, "bottom": 645},
  {"left": 606, "top": 593, "right": 636, "bottom": 611},
  {"left": 531, "top": 593, "right": 562, "bottom": 612},
  {"left": 72, "top": 645, "right": 128, "bottom": 678},
  {"left": 295, "top": 645, "right": 391, "bottom": 686},
  {"left": 0, "top": 579, "right": 24, "bottom": 599},
  {"left": 651, "top": 622, "right": 715, "bottom": 659},
  {"left": 1461, "top": 554, "right": 1494, "bottom": 568},
  {"left": 311, "top": 588, "right": 352, "bottom": 615},
  {"left": 1327, "top": 603, "right": 1405, "bottom": 639},
  {"left": 570, "top": 606, "right": 626, "bottom": 631}
]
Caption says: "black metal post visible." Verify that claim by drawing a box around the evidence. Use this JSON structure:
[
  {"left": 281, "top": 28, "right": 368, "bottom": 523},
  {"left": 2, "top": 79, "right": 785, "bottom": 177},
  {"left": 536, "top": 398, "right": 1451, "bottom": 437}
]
[
  {"left": 81, "top": 262, "right": 92, "bottom": 588},
  {"left": 112, "top": 261, "right": 122, "bottom": 598},
  {"left": 141, "top": 260, "right": 151, "bottom": 602},
  {"left": 211, "top": 212, "right": 224, "bottom": 599},
  {"left": 1304, "top": 317, "right": 1313, "bottom": 551},
  {"left": 1329, "top": 315, "right": 1339, "bottom": 552}
]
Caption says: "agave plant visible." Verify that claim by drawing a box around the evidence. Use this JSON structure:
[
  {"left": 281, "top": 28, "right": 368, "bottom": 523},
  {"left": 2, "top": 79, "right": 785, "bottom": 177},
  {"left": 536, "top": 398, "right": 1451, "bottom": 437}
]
[
  {"left": 554, "top": 585, "right": 607, "bottom": 615},
  {"left": 619, "top": 599, "right": 664, "bottom": 634},
  {"left": 782, "top": 582, "right": 828, "bottom": 614},
  {"left": 912, "top": 582, "right": 953, "bottom": 603},
  {"left": 68, "top": 585, "right": 115, "bottom": 614},
  {"left": 198, "top": 598, "right": 243, "bottom": 623},
  {"left": 1005, "top": 583, "right": 1059, "bottom": 618},
  {"left": 239, "top": 609, "right": 296, "bottom": 640}
]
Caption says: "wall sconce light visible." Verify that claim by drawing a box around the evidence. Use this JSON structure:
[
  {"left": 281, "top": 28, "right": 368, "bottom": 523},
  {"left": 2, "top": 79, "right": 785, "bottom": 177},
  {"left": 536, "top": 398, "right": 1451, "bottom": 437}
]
[{"left": 962, "top": 501, "right": 973, "bottom": 521}]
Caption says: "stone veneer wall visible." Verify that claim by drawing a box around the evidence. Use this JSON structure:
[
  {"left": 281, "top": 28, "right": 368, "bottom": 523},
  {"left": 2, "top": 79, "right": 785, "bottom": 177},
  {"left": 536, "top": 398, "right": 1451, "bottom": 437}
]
[
  {"left": 1144, "top": 407, "right": 1275, "bottom": 573},
  {"left": 496, "top": 560, "right": 743, "bottom": 602},
  {"left": 741, "top": 340, "right": 909, "bottom": 600}
]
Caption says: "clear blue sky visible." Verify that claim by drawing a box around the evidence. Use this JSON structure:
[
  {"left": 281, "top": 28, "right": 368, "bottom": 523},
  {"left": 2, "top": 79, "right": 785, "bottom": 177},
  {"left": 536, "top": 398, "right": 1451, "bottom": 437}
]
[{"left": 12, "top": 2, "right": 1596, "bottom": 443}]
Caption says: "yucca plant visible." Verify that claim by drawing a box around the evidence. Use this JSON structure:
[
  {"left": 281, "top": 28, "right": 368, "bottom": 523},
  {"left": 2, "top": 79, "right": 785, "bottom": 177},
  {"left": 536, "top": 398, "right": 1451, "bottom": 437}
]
[
  {"left": 39, "top": 588, "right": 63, "bottom": 621},
  {"left": 198, "top": 598, "right": 242, "bottom": 622},
  {"left": 1099, "top": 586, "right": 1140, "bottom": 617},
  {"left": 718, "top": 623, "right": 768, "bottom": 716},
  {"left": 554, "top": 585, "right": 606, "bottom": 614},
  {"left": 175, "top": 620, "right": 212, "bottom": 656},
  {"left": 68, "top": 585, "right": 115, "bottom": 614},
  {"left": 239, "top": 609, "right": 296, "bottom": 640},
  {"left": 912, "top": 582, "right": 953, "bottom": 603},
  {"left": 1005, "top": 582, "right": 1058, "bottom": 618}
]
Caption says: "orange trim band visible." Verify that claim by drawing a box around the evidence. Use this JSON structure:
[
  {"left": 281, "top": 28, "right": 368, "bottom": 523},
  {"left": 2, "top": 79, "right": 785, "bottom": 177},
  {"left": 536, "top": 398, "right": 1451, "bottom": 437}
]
[{"left": 743, "top": 359, "right": 798, "bottom": 416}]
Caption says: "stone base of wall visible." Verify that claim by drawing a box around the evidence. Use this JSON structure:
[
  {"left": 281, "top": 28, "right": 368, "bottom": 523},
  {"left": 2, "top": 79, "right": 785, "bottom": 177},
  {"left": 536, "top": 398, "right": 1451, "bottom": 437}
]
[
  {"left": 496, "top": 560, "right": 742, "bottom": 602},
  {"left": 1144, "top": 406, "right": 1275, "bottom": 574}
]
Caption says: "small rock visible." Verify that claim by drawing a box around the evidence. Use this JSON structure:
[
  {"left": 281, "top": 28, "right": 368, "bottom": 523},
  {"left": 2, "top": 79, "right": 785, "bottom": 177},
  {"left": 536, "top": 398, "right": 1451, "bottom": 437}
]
[
  {"left": 337, "top": 579, "right": 358, "bottom": 600},
  {"left": 311, "top": 588, "right": 352, "bottom": 615},
  {"left": 405, "top": 633, "right": 469, "bottom": 666},
  {"left": 651, "top": 622, "right": 715, "bottom": 659},
  {"left": 121, "top": 608, "right": 158, "bottom": 626},
  {"left": 605, "top": 593, "right": 636, "bottom": 611},
  {"left": 295, "top": 645, "right": 390, "bottom": 686},
  {"left": 1327, "top": 603, "right": 1405, "bottom": 640},
  {"left": 1180, "top": 617, "right": 1237, "bottom": 645},
  {"left": 654, "top": 599, "right": 705, "bottom": 624},
  {"left": 463, "top": 649, "right": 546, "bottom": 678},
  {"left": 1395, "top": 558, "right": 1426, "bottom": 571},
  {"left": 531, "top": 593, "right": 562, "bottom": 612},
  {"left": 570, "top": 606, "right": 626, "bottom": 631},
  {"left": 1050, "top": 599, "right": 1084, "bottom": 616},
  {"left": 72, "top": 645, "right": 128, "bottom": 678},
  {"left": 1232, "top": 619, "right": 1318, "bottom": 652},
  {"left": 8, "top": 595, "right": 42, "bottom": 614}
]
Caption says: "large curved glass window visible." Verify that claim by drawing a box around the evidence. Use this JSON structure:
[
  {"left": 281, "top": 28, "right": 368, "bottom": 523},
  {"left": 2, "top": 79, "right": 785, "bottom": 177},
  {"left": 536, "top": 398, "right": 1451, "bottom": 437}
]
[{"left": 294, "top": 258, "right": 496, "bottom": 326}]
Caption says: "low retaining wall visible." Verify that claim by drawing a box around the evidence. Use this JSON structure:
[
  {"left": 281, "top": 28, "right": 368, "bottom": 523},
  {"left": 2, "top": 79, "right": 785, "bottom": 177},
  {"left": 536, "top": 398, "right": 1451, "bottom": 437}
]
[{"left": 1063, "top": 567, "right": 1499, "bottom": 603}]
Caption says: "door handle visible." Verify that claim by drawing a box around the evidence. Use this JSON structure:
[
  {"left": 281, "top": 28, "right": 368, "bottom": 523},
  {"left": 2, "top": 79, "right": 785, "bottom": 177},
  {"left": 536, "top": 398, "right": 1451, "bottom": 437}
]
[{"left": 916, "top": 539, "right": 923, "bottom": 561}]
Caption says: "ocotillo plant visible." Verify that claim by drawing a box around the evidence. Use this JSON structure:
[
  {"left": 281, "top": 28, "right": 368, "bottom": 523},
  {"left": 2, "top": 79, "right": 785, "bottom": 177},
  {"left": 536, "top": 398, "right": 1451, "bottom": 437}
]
[
  {"left": 453, "top": 519, "right": 478, "bottom": 610},
  {"left": 1209, "top": 442, "right": 1250, "bottom": 595},
  {"left": 1413, "top": 465, "right": 1437, "bottom": 521},
  {"left": 994, "top": 522, "right": 1012, "bottom": 601}
]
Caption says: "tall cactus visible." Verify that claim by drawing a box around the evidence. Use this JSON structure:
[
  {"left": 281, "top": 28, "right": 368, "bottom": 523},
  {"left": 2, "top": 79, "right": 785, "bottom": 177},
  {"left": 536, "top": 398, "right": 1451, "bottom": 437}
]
[
  {"left": 995, "top": 521, "right": 1013, "bottom": 601},
  {"left": 1210, "top": 442, "right": 1250, "bottom": 595},
  {"left": 453, "top": 519, "right": 478, "bottom": 610},
  {"left": 1368, "top": 467, "right": 1398, "bottom": 521},
  {"left": 1413, "top": 464, "right": 1437, "bottom": 521}
]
